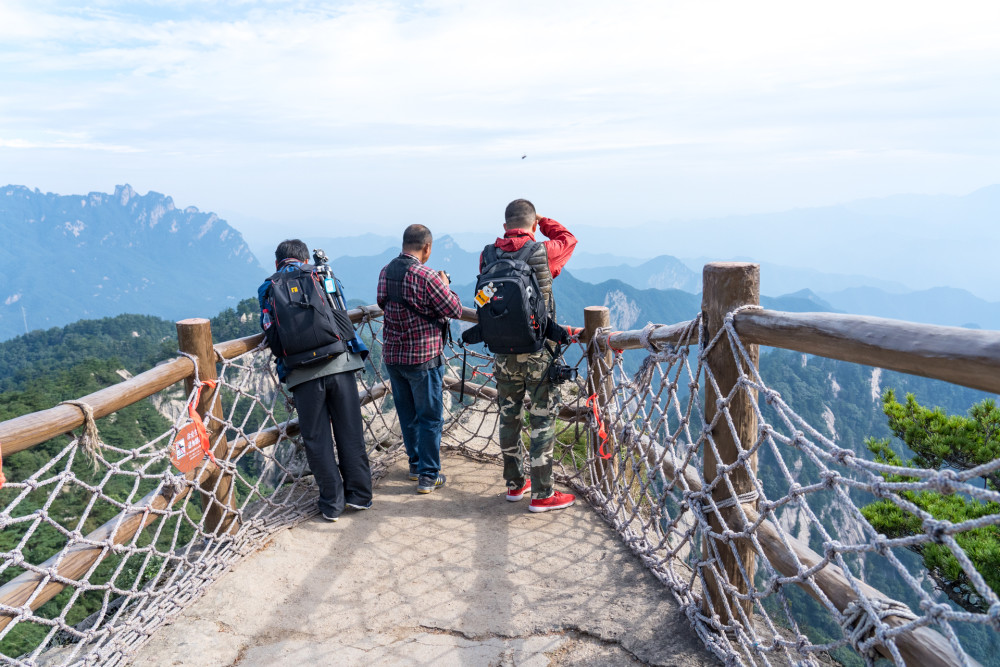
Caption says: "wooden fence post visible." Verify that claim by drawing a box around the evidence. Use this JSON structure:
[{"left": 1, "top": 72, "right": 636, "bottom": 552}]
[
  {"left": 176, "top": 318, "right": 239, "bottom": 536},
  {"left": 582, "top": 306, "right": 613, "bottom": 493},
  {"left": 701, "top": 262, "right": 760, "bottom": 625}
]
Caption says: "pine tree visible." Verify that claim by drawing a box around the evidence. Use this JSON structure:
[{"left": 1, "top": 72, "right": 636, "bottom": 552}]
[{"left": 861, "top": 390, "right": 1000, "bottom": 613}]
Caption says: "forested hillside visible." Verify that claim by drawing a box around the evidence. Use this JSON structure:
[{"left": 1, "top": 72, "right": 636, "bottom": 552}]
[{"left": 0, "top": 299, "right": 264, "bottom": 656}]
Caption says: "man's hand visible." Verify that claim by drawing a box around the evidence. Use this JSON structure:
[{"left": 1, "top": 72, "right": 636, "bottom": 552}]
[{"left": 438, "top": 270, "right": 451, "bottom": 285}]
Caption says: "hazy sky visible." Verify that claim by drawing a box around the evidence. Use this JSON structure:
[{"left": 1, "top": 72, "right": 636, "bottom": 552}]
[{"left": 1, "top": 0, "right": 998, "bottom": 248}]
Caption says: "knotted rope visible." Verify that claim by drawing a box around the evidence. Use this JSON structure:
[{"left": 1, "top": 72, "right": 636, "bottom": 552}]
[{"left": 58, "top": 399, "right": 104, "bottom": 470}]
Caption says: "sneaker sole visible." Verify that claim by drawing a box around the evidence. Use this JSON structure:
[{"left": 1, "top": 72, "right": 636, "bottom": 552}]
[
  {"left": 505, "top": 492, "right": 527, "bottom": 502},
  {"left": 528, "top": 500, "right": 575, "bottom": 513},
  {"left": 408, "top": 474, "right": 419, "bottom": 481},
  {"left": 322, "top": 515, "right": 339, "bottom": 522},
  {"left": 346, "top": 503, "right": 371, "bottom": 510}
]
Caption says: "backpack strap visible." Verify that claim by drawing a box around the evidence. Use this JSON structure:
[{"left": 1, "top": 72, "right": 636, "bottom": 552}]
[
  {"left": 384, "top": 255, "right": 450, "bottom": 342},
  {"left": 509, "top": 240, "right": 538, "bottom": 263},
  {"left": 483, "top": 240, "right": 537, "bottom": 266}
]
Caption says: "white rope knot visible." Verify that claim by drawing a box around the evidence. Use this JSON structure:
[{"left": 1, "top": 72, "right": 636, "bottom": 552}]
[
  {"left": 59, "top": 400, "right": 104, "bottom": 471},
  {"left": 919, "top": 601, "right": 952, "bottom": 622},
  {"left": 177, "top": 350, "right": 202, "bottom": 385},
  {"left": 924, "top": 518, "right": 951, "bottom": 543},
  {"left": 931, "top": 468, "right": 959, "bottom": 494},
  {"left": 840, "top": 598, "right": 917, "bottom": 660},
  {"left": 723, "top": 304, "right": 763, "bottom": 327},
  {"left": 638, "top": 322, "right": 677, "bottom": 358},
  {"left": 830, "top": 447, "right": 853, "bottom": 464}
]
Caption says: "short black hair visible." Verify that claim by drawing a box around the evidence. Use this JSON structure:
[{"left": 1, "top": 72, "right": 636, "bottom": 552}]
[
  {"left": 275, "top": 239, "right": 309, "bottom": 263},
  {"left": 504, "top": 199, "right": 536, "bottom": 229},
  {"left": 402, "top": 224, "right": 432, "bottom": 250}
]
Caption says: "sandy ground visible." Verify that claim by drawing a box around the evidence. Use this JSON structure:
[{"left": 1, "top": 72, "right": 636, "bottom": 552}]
[{"left": 133, "top": 453, "right": 717, "bottom": 666}]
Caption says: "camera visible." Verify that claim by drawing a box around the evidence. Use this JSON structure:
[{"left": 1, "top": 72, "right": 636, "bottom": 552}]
[
  {"left": 312, "top": 248, "right": 330, "bottom": 267},
  {"left": 548, "top": 362, "right": 578, "bottom": 385}
]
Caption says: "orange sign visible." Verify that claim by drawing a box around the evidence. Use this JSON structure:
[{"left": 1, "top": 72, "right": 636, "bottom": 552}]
[
  {"left": 171, "top": 422, "right": 208, "bottom": 473},
  {"left": 170, "top": 379, "right": 218, "bottom": 473}
]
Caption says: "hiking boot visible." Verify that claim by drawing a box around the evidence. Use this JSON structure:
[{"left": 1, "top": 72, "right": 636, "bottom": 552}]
[
  {"left": 528, "top": 491, "right": 575, "bottom": 513},
  {"left": 346, "top": 500, "right": 372, "bottom": 510},
  {"left": 417, "top": 473, "right": 446, "bottom": 494},
  {"left": 408, "top": 465, "right": 419, "bottom": 481},
  {"left": 506, "top": 479, "right": 531, "bottom": 502}
]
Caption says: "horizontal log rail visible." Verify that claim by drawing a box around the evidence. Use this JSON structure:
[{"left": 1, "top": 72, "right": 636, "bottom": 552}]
[
  {"left": 599, "top": 310, "right": 1000, "bottom": 396},
  {"left": 734, "top": 309, "right": 1000, "bottom": 396},
  {"left": 0, "top": 358, "right": 194, "bottom": 457}
]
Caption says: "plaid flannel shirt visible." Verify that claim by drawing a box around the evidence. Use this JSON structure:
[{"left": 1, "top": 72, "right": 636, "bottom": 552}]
[{"left": 377, "top": 253, "right": 464, "bottom": 366}]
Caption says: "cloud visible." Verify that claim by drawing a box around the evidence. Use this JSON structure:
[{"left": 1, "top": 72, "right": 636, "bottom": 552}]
[{"left": 0, "top": 0, "right": 998, "bottom": 229}]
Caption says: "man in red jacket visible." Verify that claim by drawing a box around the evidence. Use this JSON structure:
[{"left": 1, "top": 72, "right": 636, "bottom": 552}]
[{"left": 481, "top": 199, "right": 578, "bottom": 512}]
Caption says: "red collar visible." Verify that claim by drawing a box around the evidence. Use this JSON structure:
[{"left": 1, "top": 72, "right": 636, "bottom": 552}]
[{"left": 503, "top": 228, "right": 536, "bottom": 241}]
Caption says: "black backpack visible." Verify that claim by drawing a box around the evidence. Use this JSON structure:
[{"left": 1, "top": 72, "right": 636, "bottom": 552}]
[
  {"left": 261, "top": 264, "right": 356, "bottom": 368},
  {"left": 468, "top": 242, "right": 550, "bottom": 354}
]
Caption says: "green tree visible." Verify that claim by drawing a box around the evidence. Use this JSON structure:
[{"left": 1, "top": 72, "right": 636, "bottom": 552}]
[{"left": 861, "top": 390, "right": 1000, "bottom": 613}]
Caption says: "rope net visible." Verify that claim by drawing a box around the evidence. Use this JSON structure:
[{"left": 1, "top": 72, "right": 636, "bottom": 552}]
[{"left": 1, "top": 308, "right": 998, "bottom": 666}]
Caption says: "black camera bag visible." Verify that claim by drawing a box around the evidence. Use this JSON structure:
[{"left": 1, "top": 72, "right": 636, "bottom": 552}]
[{"left": 262, "top": 264, "right": 354, "bottom": 368}]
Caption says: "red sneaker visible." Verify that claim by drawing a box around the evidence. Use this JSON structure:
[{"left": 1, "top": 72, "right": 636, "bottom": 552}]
[
  {"left": 528, "top": 491, "right": 576, "bottom": 513},
  {"left": 506, "top": 479, "right": 531, "bottom": 502}
]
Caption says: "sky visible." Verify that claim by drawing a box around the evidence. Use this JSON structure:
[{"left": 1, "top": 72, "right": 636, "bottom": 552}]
[{"left": 1, "top": 0, "right": 999, "bottom": 256}]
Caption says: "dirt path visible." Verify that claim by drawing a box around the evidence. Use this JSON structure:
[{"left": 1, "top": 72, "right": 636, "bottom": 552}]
[{"left": 133, "top": 453, "right": 717, "bottom": 666}]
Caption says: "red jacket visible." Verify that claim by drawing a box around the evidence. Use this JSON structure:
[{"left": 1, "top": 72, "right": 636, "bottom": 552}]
[{"left": 482, "top": 217, "right": 577, "bottom": 276}]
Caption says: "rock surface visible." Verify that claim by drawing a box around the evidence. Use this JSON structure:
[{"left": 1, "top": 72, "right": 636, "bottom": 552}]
[{"left": 134, "top": 454, "right": 717, "bottom": 666}]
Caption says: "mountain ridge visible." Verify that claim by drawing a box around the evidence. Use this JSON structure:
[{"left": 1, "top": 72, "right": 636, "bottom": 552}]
[{"left": 0, "top": 184, "right": 261, "bottom": 341}]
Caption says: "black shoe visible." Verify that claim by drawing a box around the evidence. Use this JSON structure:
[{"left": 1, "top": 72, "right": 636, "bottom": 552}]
[
  {"left": 346, "top": 500, "right": 372, "bottom": 510},
  {"left": 408, "top": 465, "right": 419, "bottom": 481},
  {"left": 417, "top": 473, "right": 446, "bottom": 494},
  {"left": 321, "top": 512, "right": 339, "bottom": 522}
]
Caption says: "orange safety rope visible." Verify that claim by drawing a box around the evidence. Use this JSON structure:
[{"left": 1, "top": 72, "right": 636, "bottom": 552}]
[
  {"left": 188, "top": 380, "right": 219, "bottom": 465},
  {"left": 585, "top": 394, "right": 612, "bottom": 459},
  {"left": 608, "top": 331, "right": 624, "bottom": 355}
]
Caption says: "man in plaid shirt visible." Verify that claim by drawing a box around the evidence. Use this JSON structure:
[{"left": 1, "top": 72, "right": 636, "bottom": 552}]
[{"left": 377, "top": 224, "right": 463, "bottom": 493}]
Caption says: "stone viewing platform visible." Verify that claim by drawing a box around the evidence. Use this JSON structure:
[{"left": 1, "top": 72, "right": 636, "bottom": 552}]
[{"left": 133, "top": 453, "right": 716, "bottom": 666}]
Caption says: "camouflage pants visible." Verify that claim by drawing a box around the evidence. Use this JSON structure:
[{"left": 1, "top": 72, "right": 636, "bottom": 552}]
[{"left": 495, "top": 350, "right": 557, "bottom": 500}]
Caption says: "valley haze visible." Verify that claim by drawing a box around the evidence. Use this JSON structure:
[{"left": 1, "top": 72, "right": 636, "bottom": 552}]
[{"left": 2, "top": 183, "right": 998, "bottom": 341}]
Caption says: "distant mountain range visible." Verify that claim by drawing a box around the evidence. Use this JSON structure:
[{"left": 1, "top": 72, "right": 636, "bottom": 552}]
[
  {"left": 312, "top": 234, "right": 999, "bottom": 331},
  {"left": 818, "top": 286, "right": 1000, "bottom": 330},
  {"left": 557, "top": 185, "right": 1000, "bottom": 301},
  {"left": 4, "top": 184, "right": 999, "bottom": 343},
  {"left": 0, "top": 184, "right": 260, "bottom": 341}
]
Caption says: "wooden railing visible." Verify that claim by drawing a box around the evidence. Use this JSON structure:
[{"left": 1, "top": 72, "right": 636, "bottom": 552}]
[
  {"left": 584, "top": 262, "right": 997, "bottom": 667},
  {"left": 2, "top": 264, "right": 998, "bottom": 665}
]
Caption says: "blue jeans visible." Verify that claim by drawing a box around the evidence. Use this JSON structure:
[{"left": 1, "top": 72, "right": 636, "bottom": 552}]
[{"left": 386, "top": 363, "right": 446, "bottom": 478}]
